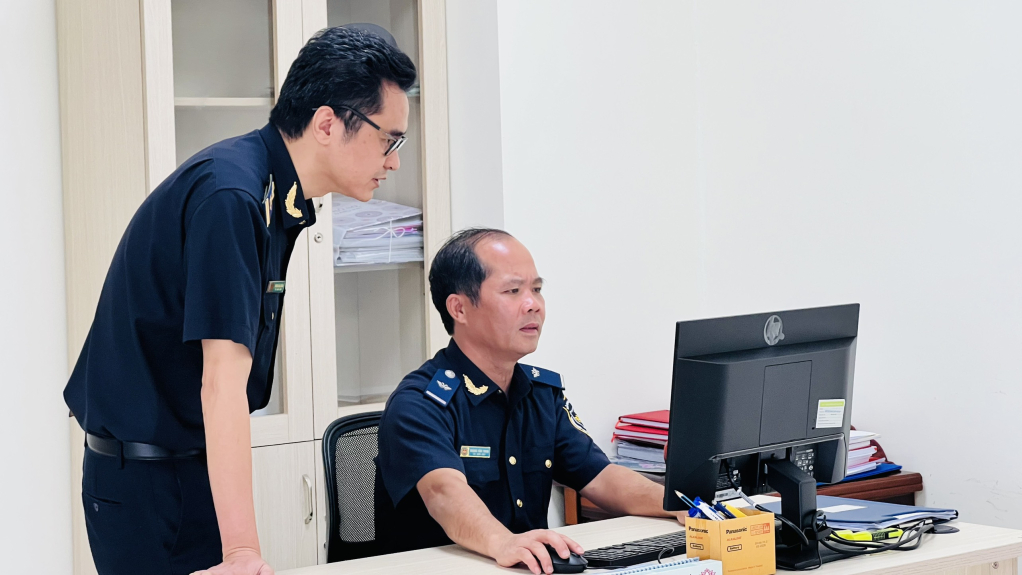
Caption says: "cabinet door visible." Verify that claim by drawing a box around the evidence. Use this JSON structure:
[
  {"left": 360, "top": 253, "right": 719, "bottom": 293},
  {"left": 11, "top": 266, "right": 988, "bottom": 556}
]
[
  {"left": 309, "top": 0, "right": 453, "bottom": 441},
  {"left": 253, "top": 441, "right": 320, "bottom": 570}
]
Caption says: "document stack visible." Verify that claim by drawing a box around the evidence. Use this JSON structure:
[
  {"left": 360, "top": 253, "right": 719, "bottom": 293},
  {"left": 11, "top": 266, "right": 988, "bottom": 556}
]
[
  {"left": 610, "top": 410, "right": 669, "bottom": 473},
  {"left": 332, "top": 196, "right": 423, "bottom": 266},
  {"left": 844, "top": 429, "right": 900, "bottom": 479},
  {"left": 762, "top": 495, "right": 957, "bottom": 531}
]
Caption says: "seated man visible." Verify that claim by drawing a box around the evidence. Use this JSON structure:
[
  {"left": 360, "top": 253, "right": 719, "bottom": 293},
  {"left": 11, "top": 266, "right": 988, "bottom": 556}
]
[{"left": 374, "top": 228, "right": 682, "bottom": 575}]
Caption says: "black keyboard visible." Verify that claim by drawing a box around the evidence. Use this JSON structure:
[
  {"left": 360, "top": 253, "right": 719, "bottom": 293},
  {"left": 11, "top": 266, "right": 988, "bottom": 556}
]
[{"left": 582, "top": 530, "right": 687, "bottom": 569}]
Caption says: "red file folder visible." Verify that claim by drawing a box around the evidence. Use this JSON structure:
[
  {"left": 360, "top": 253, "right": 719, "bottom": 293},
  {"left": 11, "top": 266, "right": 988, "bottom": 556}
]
[{"left": 618, "top": 409, "right": 670, "bottom": 429}]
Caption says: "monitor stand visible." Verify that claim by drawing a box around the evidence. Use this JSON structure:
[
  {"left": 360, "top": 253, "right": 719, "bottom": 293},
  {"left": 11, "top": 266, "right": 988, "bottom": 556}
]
[{"left": 764, "top": 459, "right": 825, "bottom": 570}]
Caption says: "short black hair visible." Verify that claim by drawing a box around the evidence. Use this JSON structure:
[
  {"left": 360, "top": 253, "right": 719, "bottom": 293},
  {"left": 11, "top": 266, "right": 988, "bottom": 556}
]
[
  {"left": 429, "top": 228, "right": 514, "bottom": 335},
  {"left": 269, "top": 26, "right": 417, "bottom": 139}
]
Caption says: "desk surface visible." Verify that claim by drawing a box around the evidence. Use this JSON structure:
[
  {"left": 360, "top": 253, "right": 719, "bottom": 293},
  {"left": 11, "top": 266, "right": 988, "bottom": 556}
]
[
  {"left": 282, "top": 517, "right": 1022, "bottom": 575},
  {"left": 569, "top": 471, "right": 925, "bottom": 524}
]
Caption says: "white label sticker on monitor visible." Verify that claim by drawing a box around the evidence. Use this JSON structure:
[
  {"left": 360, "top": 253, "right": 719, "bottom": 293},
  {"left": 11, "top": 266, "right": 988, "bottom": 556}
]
[{"left": 816, "top": 399, "right": 846, "bottom": 428}]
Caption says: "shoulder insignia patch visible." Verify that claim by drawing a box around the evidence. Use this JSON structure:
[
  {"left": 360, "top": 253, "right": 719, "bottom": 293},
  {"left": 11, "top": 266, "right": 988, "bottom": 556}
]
[
  {"left": 425, "top": 369, "right": 461, "bottom": 407},
  {"left": 562, "top": 394, "right": 591, "bottom": 437},
  {"left": 519, "top": 364, "right": 562, "bottom": 389}
]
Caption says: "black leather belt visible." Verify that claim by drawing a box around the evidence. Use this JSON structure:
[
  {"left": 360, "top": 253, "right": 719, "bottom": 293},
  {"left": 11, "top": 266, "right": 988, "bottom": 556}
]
[{"left": 86, "top": 433, "right": 204, "bottom": 460}]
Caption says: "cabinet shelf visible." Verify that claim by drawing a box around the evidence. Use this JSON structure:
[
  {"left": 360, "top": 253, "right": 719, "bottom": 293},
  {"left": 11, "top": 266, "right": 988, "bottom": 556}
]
[
  {"left": 174, "top": 97, "right": 273, "bottom": 107},
  {"left": 333, "top": 261, "right": 423, "bottom": 274}
]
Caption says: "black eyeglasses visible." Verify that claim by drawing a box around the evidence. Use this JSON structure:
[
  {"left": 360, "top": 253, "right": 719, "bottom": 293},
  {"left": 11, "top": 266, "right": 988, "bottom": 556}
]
[{"left": 332, "top": 105, "right": 406, "bottom": 156}]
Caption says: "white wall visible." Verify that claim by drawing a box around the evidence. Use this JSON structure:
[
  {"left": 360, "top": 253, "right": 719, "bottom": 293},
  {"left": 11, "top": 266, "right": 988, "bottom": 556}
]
[
  {"left": 0, "top": 1, "right": 73, "bottom": 569},
  {"left": 446, "top": 0, "right": 505, "bottom": 230},
  {"left": 496, "top": 0, "right": 1022, "bottom": 528}
]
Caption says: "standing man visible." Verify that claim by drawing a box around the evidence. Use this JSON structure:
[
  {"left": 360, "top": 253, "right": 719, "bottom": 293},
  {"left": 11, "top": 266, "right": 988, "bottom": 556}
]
[{"left": 63, "top": 27, "right": 415, "bottom": 575}]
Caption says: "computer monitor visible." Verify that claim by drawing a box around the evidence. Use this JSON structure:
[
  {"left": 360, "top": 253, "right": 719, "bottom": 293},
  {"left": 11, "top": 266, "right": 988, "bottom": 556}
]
[{"left": 663, "top": 304, "right": 859, "bottom": 569}]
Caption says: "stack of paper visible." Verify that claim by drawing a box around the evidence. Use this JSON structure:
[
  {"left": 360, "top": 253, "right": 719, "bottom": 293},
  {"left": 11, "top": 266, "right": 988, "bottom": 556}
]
[
  {"left": 763, "top": 496, "right": 958, "bottom": 531},
  {"left": 611, "top": 410, "right": 669, "bottom": 474},
  {"left": 332, "top": 196, "right": 423, "bottom": 266},
  {"left": 611, "top": 557, "right": 722, "bottom": 574},
  {"left": 846, "top": 430, "right": 886, "bottom": 477}
]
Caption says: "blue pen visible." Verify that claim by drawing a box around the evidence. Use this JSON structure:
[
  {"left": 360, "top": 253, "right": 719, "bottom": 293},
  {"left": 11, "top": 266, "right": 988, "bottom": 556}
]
[
  {"left": 674, "top": 490, "right": 698, "bottom": 510},
  {"left": 688, "top": 507, "right": 707, "bottom": 519},
  {"left": 693, "top": 497, "right": 725, "bottom": 521},
  {"left": 713, "top": 502, "right": 736, "bottom": 519}
]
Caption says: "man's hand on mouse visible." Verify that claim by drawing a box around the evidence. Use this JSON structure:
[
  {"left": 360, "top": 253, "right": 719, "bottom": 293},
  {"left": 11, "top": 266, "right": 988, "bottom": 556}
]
[{"left": 490, "top": 529, "right": 584, "bottom": 575}]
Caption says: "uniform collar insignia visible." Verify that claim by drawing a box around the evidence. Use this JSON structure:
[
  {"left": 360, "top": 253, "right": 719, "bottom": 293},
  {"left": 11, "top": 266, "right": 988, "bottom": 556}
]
[
  {"left": 284, "top": 182, "right": 303, "bottom": 218},
  {"left": 257, "top": 124, "right": 316, "bottom": 230},
  {"left": 531, "top": 367, "right": 540, "bottom": 378},
  {"left": 464, "top": 374, "right": 489, "bottom": 396}
]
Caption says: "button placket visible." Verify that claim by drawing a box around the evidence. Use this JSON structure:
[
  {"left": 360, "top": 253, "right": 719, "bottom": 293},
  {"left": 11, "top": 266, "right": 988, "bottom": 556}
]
[{"left": 505, "top": 406, "right": 525, "bottom": 520}]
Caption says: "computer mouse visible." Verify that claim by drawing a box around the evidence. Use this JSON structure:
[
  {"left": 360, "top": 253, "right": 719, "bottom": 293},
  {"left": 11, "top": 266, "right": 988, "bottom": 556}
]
[{"left": 544, "top": 544, "right": 588, "bottom": 573}]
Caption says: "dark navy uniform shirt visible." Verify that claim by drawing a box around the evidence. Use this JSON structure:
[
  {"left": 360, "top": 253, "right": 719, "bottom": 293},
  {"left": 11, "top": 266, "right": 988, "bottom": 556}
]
[
  {"left": 374, "top": 339, "right": 611, "bottom": 554},
  {"left": 64, "top": 124, "right": 316, "bottom": 451}
]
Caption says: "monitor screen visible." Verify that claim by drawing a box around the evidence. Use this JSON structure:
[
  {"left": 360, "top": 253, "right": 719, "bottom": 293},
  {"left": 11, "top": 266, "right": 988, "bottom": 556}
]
[{"left": 663, "top": 304, "right": 859, "bottom": 510}]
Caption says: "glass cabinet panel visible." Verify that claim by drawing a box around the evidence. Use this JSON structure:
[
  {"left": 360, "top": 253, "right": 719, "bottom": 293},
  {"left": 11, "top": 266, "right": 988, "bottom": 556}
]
[
  {"left": 170, "top": 0, "right": 285, "bottom": 418},
  {"left": 327, "top": 0, "right": 426, "bottom": 407},
  {"left": 172, "top": 0, "right": 274, "bottom": 163}
]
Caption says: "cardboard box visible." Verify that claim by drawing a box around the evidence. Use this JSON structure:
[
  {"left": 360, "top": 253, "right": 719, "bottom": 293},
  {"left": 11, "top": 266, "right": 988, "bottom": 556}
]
[{"left": 685, "top": 508, "right": 776, "bottom": 575}]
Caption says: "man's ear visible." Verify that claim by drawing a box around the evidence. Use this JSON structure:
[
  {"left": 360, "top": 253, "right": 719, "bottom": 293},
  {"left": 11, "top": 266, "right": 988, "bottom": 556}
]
[
  {"left": 446, "top": 293, "right": 469, "bottom": 329},
  {"left": 309, "top": 106, "right": 337, "bottom": 145}
]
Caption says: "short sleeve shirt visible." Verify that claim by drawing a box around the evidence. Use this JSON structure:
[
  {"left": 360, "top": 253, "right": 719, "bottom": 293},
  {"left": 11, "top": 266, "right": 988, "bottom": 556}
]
[
  {"left": 374, "top": 339, "right": 611, "bottom": 554},
  {"left": 63, "top": 124, "right": 316, "bottom": 450}
]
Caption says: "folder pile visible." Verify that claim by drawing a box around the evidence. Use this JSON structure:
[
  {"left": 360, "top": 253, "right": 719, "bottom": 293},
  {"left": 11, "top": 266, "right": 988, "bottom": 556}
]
[
  {"left": 762, "top": 495, "right": 958, "bottom": 530},
  {"left": 611, "top": 410, "right": 669, "bottom": 473},
  {"left": 845, "top": 429, "right": 899, "bottom": 479},
  {"left": 332, "top": 196, "right": 423, "bottom": 266}
]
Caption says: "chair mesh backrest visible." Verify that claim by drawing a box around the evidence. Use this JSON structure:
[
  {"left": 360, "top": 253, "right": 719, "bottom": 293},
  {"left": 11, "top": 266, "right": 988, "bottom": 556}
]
[{"left": 333, "top": 425, "right": 379, "bottom": 542}]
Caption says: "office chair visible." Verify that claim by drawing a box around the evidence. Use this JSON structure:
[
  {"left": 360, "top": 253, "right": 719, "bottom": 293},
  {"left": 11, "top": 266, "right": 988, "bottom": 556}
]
[{"left": 322, "top": 411, "right": 384, "bottom": 562}]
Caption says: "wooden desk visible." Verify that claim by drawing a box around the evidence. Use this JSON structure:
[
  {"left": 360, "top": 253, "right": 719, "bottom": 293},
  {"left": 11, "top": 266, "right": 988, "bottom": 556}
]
[
  {"left": 281, "top": 516, "right": 1022, "bottom": 575},
  {"left": 564, "top": 471, "right": 924, "bottom": 525}
]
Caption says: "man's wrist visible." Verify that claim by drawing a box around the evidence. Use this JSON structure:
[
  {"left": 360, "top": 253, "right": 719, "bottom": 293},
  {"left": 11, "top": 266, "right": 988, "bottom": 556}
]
[
  {"left": 223, "top": 545, "right": 262, "bottom": 561},
  {"left": 483, "top": 530, "right": 509, "bottom": 558}
]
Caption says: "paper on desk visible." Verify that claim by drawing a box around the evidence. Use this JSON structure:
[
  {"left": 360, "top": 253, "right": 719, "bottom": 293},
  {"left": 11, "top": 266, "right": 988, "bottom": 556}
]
[
  {"left": 820, "top": 504, "right": 866, "bottom": 514},
  {"left": 849, "top": 430, "right": 880, "bottom": 450},
  {"left": 762, "top": 495, "right": 958, "bottom": 530},
  {"left": 609, "top": 455, "right": 666, "bottom": 473}
]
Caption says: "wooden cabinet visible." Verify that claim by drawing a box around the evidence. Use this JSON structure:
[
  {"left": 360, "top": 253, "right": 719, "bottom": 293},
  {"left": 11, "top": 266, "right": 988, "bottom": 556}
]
[
  {"left": 57, "top": 1, "right": 450, "bottom": 573},
  {"left": 253, "top": 442, "right": 319, "bottom": 570}
]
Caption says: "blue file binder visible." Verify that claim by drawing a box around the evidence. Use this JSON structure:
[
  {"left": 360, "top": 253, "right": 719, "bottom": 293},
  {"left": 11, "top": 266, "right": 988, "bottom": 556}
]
[{"left": 761, "top": 495, "right": 958, "bottom": 530}]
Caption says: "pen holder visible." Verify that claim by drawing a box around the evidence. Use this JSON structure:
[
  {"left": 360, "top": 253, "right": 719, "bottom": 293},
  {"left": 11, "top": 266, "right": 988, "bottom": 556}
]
[{"left": 685, "top": 508, "right": 776, "bottom": 575}]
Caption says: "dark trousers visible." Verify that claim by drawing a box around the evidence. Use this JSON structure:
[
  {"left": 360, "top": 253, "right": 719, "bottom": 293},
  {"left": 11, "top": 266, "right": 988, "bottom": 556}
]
[{"left": 83, "top": 447, "right": 222, "bottom": 575}]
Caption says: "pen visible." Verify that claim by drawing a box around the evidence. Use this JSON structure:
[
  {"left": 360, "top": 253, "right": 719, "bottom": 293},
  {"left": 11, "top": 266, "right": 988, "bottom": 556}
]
[
  {"left": 737, "top": 490, "right": 759, "bottom": 509},
  {"left": 713, "top": 502, "right": 736, "bottom": 519},
  {"left": 674, "top": 490, "right": 698, "bottom": 509},
  {"left": 693, "top": 497, "right": 725, "bottom": 521}
]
